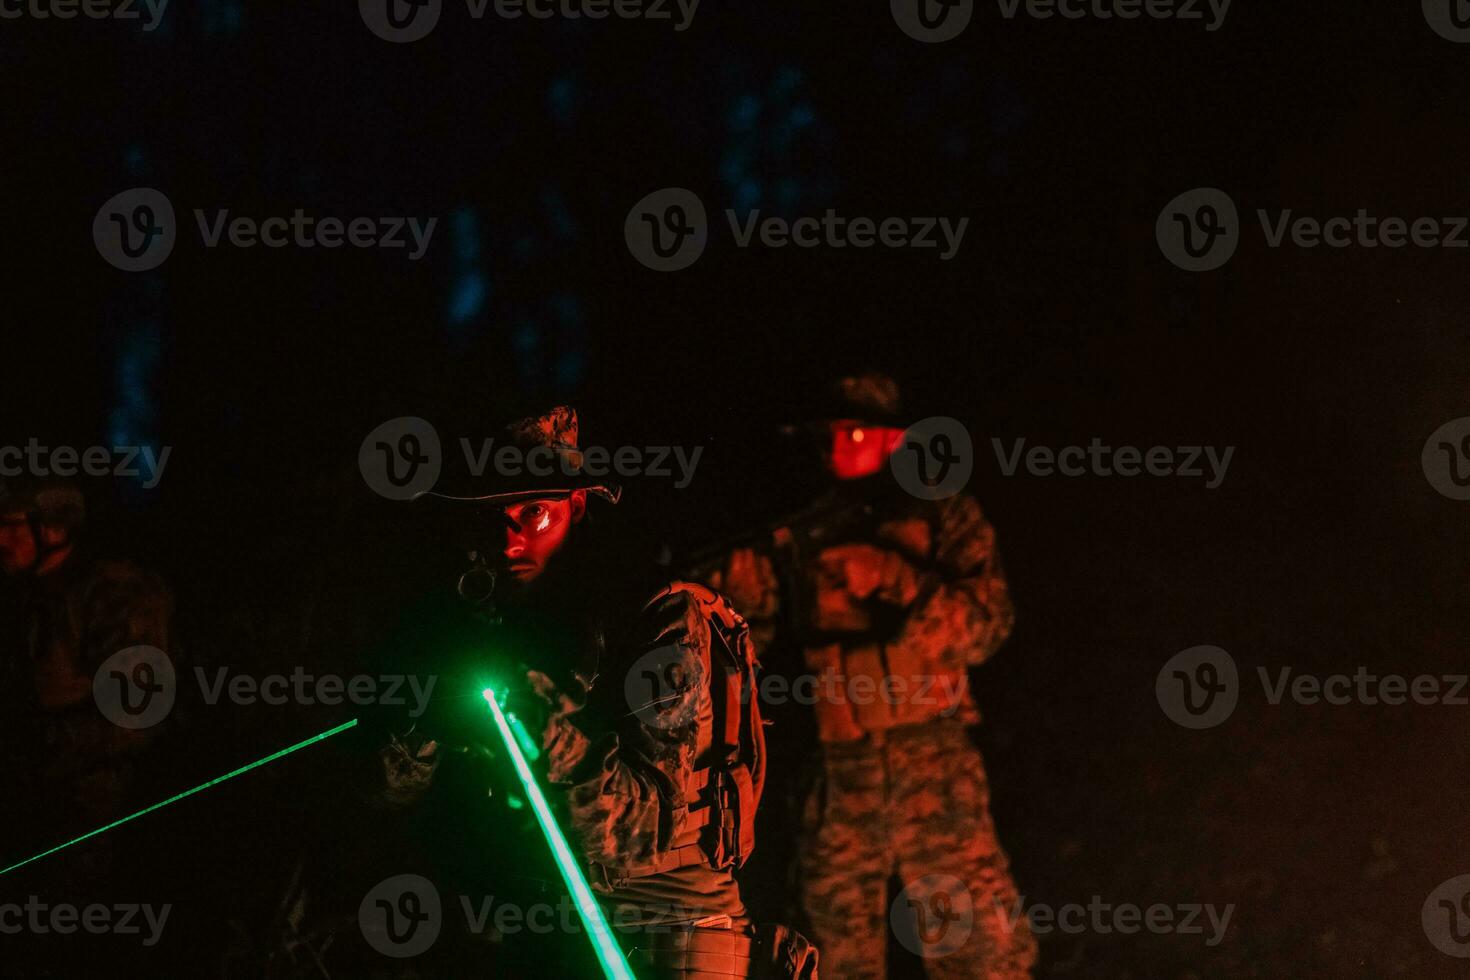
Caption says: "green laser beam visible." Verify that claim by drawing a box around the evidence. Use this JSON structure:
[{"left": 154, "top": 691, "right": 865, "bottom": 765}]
[
  {"left": 0, "top": 718, "right": 359, "bottom": 877},
  {"left": 483, "top": 688, "right": 636, "bottom": 980}
]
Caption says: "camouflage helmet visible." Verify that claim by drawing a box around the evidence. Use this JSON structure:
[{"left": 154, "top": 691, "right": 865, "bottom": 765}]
[
  {"left": 0, "top": 476, "right": 86, "bottom": 531},
  {"left": 413, "top": 405, "right": 622, "bottom": 506},
  {"left": 795, "top": 372, "right": 907, "bottom": 429}
]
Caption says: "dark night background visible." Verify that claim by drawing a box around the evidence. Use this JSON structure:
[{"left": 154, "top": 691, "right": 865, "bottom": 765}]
[{"left": 5, "top": 1, "right": 1470, "bottom": 976}]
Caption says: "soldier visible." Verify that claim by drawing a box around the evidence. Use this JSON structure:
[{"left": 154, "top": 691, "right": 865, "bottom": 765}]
[
  {"left": 353, "top": 406, "right": 819, "bottom": 979},
  {"left": 0, "top": 477, "right": 177, "bottom": 973},
  {"left": 0, "top": 478, "right": 174, "bottom": 849},
  {"left": 706, "top": 375, "right": 1036, "bottom": 980}
]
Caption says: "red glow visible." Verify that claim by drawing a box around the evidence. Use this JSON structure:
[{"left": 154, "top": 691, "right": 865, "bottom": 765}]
[{"left": 828, "top": 423, "right": 905, "bottom": 480}]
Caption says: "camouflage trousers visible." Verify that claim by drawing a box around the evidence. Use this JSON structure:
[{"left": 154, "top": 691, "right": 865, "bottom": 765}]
[{"left": 798, "top": 719, "right": 1036, "bottom": 980}]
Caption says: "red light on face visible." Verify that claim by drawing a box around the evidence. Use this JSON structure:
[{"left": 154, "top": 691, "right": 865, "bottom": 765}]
[
  {"left": 828, "top": 423, "right": 906, "bottom": 480},
  {"left": 495, "top": 496, "right": 580, "bottom": 583}
]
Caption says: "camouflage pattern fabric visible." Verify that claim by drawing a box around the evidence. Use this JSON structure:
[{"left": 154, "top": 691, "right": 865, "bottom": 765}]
[
  {"left": 710, "top": 489, "right": 1034, "bottom": 978},
  {"left": 366, "top": 580, "right": 755, "bottom": 929},
  {"left": 3, "top": 554, "right": 174, "bottom": 847},
  {"left": 801, "top": 719, "right": 1034, "bottom": 979}
]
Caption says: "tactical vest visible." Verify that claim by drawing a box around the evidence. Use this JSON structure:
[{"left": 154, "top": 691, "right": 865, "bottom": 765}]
[
  {"left": 799, "top": 509, "right": 973, "bottom": 744},
  {"left": 590, "top": 582, "right": 767, "bottom": 885},
  {"left": 802, "top": 639, "right": 970, "bottom": 744}
]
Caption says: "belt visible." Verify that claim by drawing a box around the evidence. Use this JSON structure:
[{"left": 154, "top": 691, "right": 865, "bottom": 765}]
[{"left": 625, "top": 923, "right": 755, "bottom": 979}]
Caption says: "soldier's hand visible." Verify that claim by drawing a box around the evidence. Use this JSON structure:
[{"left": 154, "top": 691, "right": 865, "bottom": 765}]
[
  {"left": 711, "top": 547, "right": 777, "bottom": 617},
  {"left": 820, "top": 543, "right": 898, "bottom": 601}
]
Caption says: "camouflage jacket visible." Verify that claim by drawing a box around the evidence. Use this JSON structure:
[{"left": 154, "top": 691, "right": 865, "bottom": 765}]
[
  {"left": 1, "top": 550, "right": 175, "bottom": 842},
  {"left": 372, "top": 574, "right": 753, "bottom": 928},
  {"left": 707, "top": 485, "right": 1014, "bottom": 739}
]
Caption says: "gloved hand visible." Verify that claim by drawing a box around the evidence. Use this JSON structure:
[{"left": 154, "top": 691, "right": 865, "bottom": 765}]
[
  {"left": 818, "top": 543, "right": 918, "bottom": 604},
  {"left": 400, "top": 667, "right": 505, "bottom": 755}
]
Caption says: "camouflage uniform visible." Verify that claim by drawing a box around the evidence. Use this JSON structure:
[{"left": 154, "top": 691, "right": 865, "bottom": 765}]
[
  {"left": 710, "top": 487, "right": 1036, "bottom": 980},
  {"left": 0, "top": 547, "right": 177, "bottom": 978},
  {"left": 330, "top": 406, "right": 817, "bottom": 979},
  {"left": 2, "top": 550, "right": 174, "bottom": 857}
]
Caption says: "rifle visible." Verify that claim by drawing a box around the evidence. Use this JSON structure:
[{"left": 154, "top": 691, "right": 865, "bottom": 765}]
[{"left": 674, "top": 494, "right": 879, "bottom": 583}]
